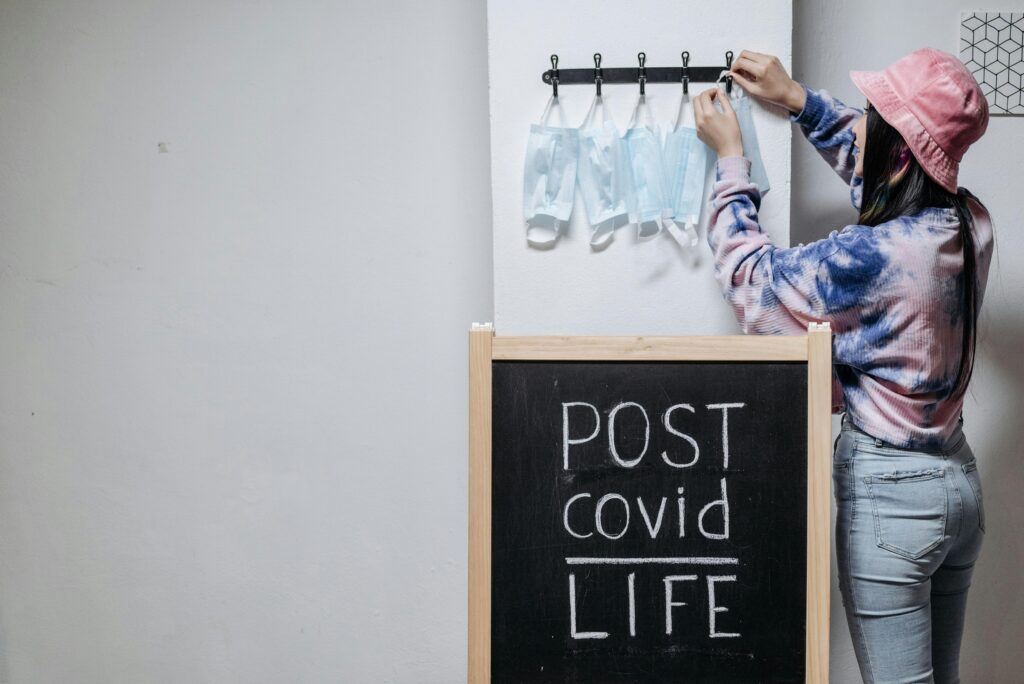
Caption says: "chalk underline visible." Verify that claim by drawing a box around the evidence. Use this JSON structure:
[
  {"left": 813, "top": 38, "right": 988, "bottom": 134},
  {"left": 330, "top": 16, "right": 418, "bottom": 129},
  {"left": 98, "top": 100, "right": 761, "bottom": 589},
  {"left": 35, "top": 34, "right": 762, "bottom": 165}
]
[{"left": 565, "top": 557, "right": 739, "bottom": 565}]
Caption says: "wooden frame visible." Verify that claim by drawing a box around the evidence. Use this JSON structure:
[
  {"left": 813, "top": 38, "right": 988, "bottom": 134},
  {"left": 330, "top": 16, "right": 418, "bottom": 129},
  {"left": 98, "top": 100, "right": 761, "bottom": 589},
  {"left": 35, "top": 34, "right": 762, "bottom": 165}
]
[{"left": 468, "top": 322, "right": 832, "bottom": 683}]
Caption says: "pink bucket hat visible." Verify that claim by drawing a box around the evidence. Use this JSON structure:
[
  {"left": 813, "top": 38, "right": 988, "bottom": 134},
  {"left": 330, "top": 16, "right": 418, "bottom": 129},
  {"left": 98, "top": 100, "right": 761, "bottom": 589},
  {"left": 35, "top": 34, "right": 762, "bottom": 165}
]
[{"left": 849, "top": 47, "right": 989, "bottom": 193}]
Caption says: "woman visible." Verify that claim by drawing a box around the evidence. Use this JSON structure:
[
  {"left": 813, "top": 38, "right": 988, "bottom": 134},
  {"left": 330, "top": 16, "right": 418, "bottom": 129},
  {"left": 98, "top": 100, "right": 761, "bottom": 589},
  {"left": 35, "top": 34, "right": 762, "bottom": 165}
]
[{"left": 693, "top": 48, "right": 993, "bottom": 683}]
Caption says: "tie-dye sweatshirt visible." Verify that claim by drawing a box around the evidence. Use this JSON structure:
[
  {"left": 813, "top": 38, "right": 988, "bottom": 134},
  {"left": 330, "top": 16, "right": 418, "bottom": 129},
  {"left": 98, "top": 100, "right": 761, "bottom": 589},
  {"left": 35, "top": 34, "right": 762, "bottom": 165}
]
[{"left": 705, "top": 83, "right": 994, "bottom": 450}]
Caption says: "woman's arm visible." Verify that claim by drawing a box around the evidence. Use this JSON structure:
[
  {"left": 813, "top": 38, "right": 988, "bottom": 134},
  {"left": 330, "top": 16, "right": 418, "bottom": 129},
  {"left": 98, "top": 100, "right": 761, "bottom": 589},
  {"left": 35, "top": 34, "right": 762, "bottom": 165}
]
[
  {"left": 726, "top": 52, "right": 864, "bottom": 197},
  {"left": 705, "top": 156, "right": 860, "bottom": 329},
  {"left": 705, "top": 156, "right": 886, "bottom": 411},
  {"left": 692, "top": 82, "right": 873, "bottom": 412},
  {"left": 790, "top": 83, "right": 864, "bottom": 187}
]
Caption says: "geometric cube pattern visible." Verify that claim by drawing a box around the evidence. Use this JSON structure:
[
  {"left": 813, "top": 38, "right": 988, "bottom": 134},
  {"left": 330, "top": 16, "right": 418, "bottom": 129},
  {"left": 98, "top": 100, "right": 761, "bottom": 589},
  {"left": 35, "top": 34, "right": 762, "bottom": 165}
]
[{"left": 960, "top": 12, "right": 1024, "bottom": 114}]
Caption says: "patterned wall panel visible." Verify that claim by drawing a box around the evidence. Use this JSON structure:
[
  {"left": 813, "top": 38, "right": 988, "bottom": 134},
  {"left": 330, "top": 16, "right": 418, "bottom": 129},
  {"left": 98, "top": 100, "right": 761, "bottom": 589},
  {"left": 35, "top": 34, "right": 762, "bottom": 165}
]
[{"left": 961, "top": 12, "right": 1024, "bottom": 114}]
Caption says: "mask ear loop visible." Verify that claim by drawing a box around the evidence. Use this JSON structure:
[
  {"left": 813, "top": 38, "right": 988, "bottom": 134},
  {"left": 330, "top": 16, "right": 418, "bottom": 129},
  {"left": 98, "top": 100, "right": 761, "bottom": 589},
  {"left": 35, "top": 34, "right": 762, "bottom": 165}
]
[
  {"left": 578, "top": 52, "right": 621, "bottom": 250},
  {"left": 627, "top": 89, "right": 657, "bottom": 132},
  {"left": 581, "top": 52, "right": 613, "bottom": 131},
  {"left": 672, "top": 51, "right": 692, "bottom": 132},
  {"left": 714, "top": 70, "right": 745, "bottom": 100},
  {"left": 539, "top": 92, "right": 569, "bottom": 128},
  {"left": 673, "top": 87, "right": 696, "bottom": 132},
  {"left": 627, "top": 52, "right": 657, "bottom": 131},
  {"left": 580, "top": 80, "right": 613, "bottom": 132},
  {"left": 716, "top": 70, "right": 752, "bottom": 108},
  {"left": 539, "top": 54, "right": 568, "bottom": 129}
]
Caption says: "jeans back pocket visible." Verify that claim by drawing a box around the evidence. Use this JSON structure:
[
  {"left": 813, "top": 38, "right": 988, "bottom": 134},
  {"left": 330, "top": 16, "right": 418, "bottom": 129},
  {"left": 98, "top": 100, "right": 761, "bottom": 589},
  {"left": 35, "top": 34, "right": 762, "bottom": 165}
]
[
  {"left": 863, "top": 467, "right": 948, "bottom": 560},
  {"left": 962, "top": 459, "right": 985, "bottom": 533}
]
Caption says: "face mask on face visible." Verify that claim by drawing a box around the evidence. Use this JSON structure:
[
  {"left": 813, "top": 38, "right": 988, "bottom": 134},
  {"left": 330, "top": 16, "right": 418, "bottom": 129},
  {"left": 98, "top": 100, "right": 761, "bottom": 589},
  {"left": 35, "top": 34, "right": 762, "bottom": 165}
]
[
  {"left": 623, "top": 94, "right": 667, "bottom": 241},
  {"left": 522, "top": 96, "right": 579, "bottom": 247},
  {"left": 729, "top": 85, "right": 771, "bottom": 195},
  {"left": 577, "top": 94, "right": 633, "bottom": 248},
  {"left": 663, "top": 92, "right": 714, "bottom": 249}
]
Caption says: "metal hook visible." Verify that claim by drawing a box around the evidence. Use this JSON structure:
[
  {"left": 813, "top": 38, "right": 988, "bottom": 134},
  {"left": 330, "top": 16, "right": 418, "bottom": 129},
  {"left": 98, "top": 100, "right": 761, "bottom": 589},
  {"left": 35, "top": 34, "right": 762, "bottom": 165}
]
[
  {"left": 637, "top": 51, "right": 646, "bottom": 96},
  {"left": 725, "top": 50, "right": 734, "bottom": 95},
  {"left": 550, "top": 54, "right": 559, "bottom": 98},
  {"left": 681, "top": 51, "right": 692, "bottom": 93},
  {"left": 593, "top": 52, "right": 603, "bottom": 97}
]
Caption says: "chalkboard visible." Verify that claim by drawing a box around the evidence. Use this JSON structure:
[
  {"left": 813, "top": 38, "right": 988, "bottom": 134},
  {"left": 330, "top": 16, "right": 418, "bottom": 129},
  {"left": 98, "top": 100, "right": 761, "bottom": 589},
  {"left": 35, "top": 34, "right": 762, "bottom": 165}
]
[{"left": 469, "top": 327, "right": 832, "bottom": 684}]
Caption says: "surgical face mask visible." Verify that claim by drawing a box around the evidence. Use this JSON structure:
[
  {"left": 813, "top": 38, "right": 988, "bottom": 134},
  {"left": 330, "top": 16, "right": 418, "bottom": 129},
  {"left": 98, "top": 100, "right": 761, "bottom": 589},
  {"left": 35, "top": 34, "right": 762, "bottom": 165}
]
[
  {"left": 577, "top": 95, "right": 633, "bottom": 248},
  {"left": 850, "top": 143, "right": 863, "bottom": 210},
  {"left": 851, "top": 174, "right": 864, "bottom": 211},
  {"left": 730, "top": 86, "right": 770, "bottom": 194},
  {"left": 522, "top": 96, "right": 579, "bottom": 247},
  {"left": 623, "top": 94, "right": 667, "bottom": 241},
  {"left": 663, "top": 94, "right": 714, "bottom": 249}
]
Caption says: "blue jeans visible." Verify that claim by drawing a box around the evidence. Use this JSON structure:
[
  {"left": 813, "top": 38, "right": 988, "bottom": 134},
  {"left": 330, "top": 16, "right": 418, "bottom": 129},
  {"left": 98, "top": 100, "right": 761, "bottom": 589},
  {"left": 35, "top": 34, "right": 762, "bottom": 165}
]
[{"left": 833, "top": 412, "right": 985, "bottom": 684}]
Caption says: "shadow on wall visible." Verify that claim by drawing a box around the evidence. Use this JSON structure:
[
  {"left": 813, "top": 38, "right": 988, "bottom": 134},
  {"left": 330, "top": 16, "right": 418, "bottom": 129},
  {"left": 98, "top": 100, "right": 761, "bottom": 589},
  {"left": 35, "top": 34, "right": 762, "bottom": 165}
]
[
  {"left": 789, "top": 204, "right": 858, "bottom": 246},
  {"left": 964, "top": 313, "right": 1024, "bottom": 682}
]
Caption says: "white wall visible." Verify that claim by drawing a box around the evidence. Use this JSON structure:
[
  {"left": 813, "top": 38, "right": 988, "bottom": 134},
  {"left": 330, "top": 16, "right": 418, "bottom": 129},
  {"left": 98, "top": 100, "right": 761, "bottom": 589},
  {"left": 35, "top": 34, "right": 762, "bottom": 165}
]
[
  {"left": 489, "top": 0, "right": 792, "bottom": 335},
  {"left": 0, "top": 1, "right": 490, "bottom": 682},
  {"left": 793, "top": 3, "right": 1024, "bottom": 681}
]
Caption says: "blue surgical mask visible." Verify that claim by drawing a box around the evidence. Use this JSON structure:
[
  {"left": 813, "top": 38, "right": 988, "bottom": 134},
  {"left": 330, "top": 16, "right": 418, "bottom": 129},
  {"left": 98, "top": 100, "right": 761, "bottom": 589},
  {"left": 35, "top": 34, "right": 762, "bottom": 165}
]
[
  {"left": 577, "top": 95, "right": 632, "bottom": 248},
  {"left": 623, "top": 95, "right": 667, "bottom": 241},
  {"left": 730, "top": 86, "right": 770, "bottom": 194},
  {"left": 522, "top": 96, "right": 579, "bottom": 247},
  {"left": 850, "top": 144, "right": 863, "bottom": 210},
  {"left": 663, "top": 94, "right": 713, "bottom": 248}
]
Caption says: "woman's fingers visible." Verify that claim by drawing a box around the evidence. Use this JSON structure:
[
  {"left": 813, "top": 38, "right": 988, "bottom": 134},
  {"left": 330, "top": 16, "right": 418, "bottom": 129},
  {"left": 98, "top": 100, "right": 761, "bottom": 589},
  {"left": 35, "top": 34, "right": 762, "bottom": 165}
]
[
  {"left": 738, "top": 50, "right": 771, "bottom": 64},
  {"left": 718, "top": 89, "right": 735, "bottom": 114},
  {"left": 733, "top": 55, "right": 766, "bottom": 78},
  {"left": 693, "top": 88, "right": 707, "bottom": 123},
  {"left": 729, "top": 70, "right": 756, "bottom": 92},
  {"left": 727, "top": 51, "right": 797, "bottom": 109},
  {"left": 697, "top": 87, "right": 725, "bottom": 118},
  {"left": 692, "top": 86, "right": 742, "bottom": 156},
  {"left": 696, "top": 86, "right": 735, "bottom": 115}
]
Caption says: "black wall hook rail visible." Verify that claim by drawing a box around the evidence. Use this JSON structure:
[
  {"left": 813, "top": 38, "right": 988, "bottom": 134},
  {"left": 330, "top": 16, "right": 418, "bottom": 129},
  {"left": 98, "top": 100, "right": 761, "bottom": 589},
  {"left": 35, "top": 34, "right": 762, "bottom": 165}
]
[{"left": 542, "top": 66, "right": 729, "bottom": 86}]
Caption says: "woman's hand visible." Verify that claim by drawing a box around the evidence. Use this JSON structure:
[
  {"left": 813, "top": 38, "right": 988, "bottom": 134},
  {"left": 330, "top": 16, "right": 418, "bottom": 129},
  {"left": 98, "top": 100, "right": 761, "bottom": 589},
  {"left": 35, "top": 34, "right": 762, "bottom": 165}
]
[
  {"left": 694, "top": 87, "right": 743, "bottom": 158},
  {"left": 729, "top": 50, "right": 806, "bottom": 115}
]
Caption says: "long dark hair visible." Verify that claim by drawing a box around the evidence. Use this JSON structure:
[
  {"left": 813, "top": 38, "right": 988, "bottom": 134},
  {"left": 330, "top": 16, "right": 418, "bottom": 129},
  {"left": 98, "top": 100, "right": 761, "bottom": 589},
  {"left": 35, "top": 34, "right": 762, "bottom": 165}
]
[{"left": 857, "top": 105, "right": 983, "bottom": 400}]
